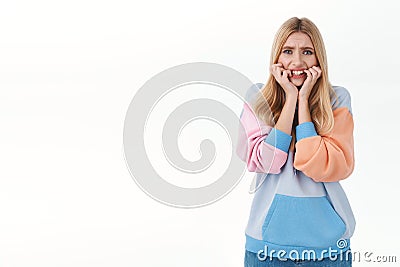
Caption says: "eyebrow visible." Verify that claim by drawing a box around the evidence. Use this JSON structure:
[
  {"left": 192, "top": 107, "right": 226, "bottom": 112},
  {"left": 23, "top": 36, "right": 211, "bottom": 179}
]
[{"left": 282, "top": 46, "right": 314, "bottom": 50}]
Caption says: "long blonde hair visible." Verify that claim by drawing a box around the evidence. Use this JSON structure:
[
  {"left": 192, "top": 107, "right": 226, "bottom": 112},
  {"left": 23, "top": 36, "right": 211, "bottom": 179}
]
[{"left": 253, "top": 17, "right": 339, "bottom": 151}]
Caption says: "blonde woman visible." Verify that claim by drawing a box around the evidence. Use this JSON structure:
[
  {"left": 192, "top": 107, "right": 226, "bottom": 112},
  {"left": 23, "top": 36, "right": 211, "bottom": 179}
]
[{"left": 237, "top": 17, "right": 355, "bottom": 266}]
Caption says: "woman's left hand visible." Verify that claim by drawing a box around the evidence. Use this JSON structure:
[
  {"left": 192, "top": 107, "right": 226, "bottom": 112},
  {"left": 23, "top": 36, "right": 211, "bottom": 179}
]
[{"left": 298, "top": 66, "right": 322, "bottom": 100}]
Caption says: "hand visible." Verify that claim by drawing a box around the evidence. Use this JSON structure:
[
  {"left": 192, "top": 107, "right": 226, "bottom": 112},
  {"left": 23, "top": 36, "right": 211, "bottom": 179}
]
[
  {"left": 298, "top": 66, "right": 322, "bottom": 101},
  {"left": 270, "top": 63, "right": 298, "bottom": 99}
]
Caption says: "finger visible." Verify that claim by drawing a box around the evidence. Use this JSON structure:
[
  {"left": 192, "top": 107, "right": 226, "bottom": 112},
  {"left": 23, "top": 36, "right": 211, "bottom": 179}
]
[
  {"left": 312, "top": 65, "right": 321, "bottom": 71},
  {"left": 312, "top": 66, "right": 322, "bottom": 78},
  {"left": 271, "top": 63, "right": 282, "bottom": 69},
  {"left": 270, "top": 66, "right": 285, "bottom": 83},
  {"left": 283, "top": 69, "right": 292, "bottom": 79},
  {"left": 308, "top": 68, "right": 318, "bottom": 79},
  {"left": 270, "top": 64, "right": 282, "bottom": 73},
  {"left": 270, "top": 65, "right": 281, "bottom": 78},
  {"left": 270, "top": 66, "right": 279, "bottom": 78},
  {"left": 304, "top": 69, "right": 312, "bottom": 80},
  {"left": 277, "top": 67, "right": 287, "bottom": 78},
  {"left": 279, "top": 69, "right": 287, "bottom": 79}
]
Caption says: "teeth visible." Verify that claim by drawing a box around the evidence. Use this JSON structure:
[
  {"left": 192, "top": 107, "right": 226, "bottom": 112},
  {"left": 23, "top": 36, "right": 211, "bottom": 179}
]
[{"left": 292, "top": 70, "right": 304, "bottom": 75}]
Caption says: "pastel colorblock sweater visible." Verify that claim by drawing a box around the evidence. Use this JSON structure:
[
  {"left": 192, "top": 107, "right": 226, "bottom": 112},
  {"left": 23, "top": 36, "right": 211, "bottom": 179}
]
[{"left": 236, "top": 83, "right": 356, "bottom": 260}]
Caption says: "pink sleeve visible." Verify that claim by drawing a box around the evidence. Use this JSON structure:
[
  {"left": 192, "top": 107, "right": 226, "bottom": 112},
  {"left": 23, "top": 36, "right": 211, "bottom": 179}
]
[{"left": 236, "top": 103, "right": 290, "bottom": 174}]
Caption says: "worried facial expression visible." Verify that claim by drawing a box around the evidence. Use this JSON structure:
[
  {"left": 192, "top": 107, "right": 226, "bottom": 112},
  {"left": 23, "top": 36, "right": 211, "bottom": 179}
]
[{"left": 277, "top": 32, "right": 319, "bottom": 87}]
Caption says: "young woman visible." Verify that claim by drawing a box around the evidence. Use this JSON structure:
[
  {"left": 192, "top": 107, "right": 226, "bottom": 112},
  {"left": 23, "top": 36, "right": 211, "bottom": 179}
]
[{"left": 237, "top": 17, "right": 355, "bottom": 266}]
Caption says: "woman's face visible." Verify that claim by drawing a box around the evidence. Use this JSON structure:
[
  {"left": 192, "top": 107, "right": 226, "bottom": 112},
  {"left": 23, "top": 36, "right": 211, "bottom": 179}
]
[{"left": 277, "top": 32, "right": 318, "bottom": 87}]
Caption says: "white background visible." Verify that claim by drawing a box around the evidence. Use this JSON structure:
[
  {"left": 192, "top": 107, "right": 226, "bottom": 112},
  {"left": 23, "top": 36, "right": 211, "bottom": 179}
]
[{"left": 1, "top": 0, "right": 399, "bottom": 266}]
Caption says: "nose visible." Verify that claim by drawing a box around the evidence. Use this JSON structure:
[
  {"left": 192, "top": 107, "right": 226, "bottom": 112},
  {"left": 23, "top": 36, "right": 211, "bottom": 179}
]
[{"left": 291, "top": 51, "right": 303, "bottom": 67}]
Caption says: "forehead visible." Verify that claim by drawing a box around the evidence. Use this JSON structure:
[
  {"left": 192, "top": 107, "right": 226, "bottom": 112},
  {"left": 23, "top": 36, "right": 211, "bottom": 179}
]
[{"left": 283, "top": 32, "right": 314, "bottom": 47}]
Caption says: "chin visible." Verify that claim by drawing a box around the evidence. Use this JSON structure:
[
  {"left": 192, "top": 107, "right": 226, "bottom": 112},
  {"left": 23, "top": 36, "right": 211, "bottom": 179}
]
[{"left": 290, "top": 80, "right": 305, "bottom": 87}]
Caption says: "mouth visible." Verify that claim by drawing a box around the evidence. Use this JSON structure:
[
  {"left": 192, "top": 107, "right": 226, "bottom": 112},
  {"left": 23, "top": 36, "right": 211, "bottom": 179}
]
[{"left": 290, "top": 70, "right": 306, "bottom": 79}]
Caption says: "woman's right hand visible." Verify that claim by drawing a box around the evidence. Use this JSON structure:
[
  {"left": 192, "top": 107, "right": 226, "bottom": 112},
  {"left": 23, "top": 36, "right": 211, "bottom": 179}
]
[{"left": 270, "top": 63, "right": 298, "bottom": 99}]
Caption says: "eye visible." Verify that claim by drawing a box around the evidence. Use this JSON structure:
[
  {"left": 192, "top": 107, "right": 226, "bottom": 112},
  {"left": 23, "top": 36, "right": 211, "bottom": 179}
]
[
  {"left": 282, "top": 49, "right": 292, "bottom": 54},
  {"left": 303, "top": 50, "right": 313, "bottom": 55}
]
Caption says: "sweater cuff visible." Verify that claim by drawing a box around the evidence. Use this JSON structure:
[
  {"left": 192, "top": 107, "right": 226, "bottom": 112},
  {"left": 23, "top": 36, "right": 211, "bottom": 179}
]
[
  {"left": 296, "top": 121, "right": 318, "bottom": 141},
  {"left": 264, "top": 128, "right": 292, "bottom": 152}
]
